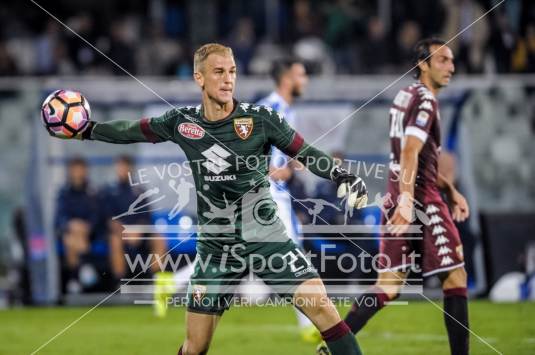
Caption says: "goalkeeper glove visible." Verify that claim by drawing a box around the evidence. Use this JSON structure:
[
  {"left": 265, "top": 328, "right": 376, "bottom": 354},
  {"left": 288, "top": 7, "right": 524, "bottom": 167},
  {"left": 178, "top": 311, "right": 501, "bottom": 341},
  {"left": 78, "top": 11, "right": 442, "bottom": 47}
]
[
  {"left": 80, "top": 121, "right": 95, "bottom": 140},
  {"left": 331, "top": 166, "right": 368, "bottom": 209},
  {"left": 46, "top": 121, "right": 95, "bottom": 140}
]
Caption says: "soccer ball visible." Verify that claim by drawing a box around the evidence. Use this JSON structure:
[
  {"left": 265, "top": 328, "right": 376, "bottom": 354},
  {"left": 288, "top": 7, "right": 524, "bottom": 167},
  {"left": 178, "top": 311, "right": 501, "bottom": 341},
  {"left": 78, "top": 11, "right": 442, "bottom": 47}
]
[{"left": 41, "top": 89, "right": 91, "bottom": 138}]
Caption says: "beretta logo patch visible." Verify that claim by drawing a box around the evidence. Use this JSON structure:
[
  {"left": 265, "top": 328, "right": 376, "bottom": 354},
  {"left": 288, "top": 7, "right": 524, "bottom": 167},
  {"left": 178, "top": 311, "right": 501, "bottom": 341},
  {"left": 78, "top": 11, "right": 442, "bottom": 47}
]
[{"left": 178, "top": 122, "right": 205, "bottom": 139}]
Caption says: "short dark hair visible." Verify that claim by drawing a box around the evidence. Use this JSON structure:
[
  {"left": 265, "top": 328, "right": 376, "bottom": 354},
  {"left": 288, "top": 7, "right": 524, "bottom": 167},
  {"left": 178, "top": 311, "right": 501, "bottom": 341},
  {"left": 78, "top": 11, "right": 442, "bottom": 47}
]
[
  {"left": 412, "top": 38, "right": 446, "bottom": 79},
  {"left": 117, "top": 155, "right": 134, "bottom": 166},
  {"left": 68, "top": 156, "right": 87, "bottom": 167},
  {"left": 270, "top": 57, "right": 303, "bottom": 85}
]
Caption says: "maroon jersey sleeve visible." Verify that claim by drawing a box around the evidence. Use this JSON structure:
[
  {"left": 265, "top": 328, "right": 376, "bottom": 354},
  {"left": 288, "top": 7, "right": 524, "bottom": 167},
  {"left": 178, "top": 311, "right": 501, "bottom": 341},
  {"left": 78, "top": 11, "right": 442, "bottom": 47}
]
[
  {"left": 404, "top": 93, "right": 438, "bottom": 143},
  {"left": 387, "top": 83, "right": 442, "bottom": 199}
]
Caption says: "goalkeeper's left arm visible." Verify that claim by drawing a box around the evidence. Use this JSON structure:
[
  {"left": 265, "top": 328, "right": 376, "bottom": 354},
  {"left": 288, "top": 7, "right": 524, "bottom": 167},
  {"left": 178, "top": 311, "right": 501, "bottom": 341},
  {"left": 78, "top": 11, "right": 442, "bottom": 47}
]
[{"left": 266, "top": 114, "right": 368, "bottom": 209}]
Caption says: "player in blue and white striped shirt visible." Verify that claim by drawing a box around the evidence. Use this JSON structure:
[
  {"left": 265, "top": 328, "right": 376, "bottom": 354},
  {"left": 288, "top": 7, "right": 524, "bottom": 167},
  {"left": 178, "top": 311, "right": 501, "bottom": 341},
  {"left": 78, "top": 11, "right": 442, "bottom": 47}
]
[{"left": 257, "top": 58, "right": 320, "bottom": 344}]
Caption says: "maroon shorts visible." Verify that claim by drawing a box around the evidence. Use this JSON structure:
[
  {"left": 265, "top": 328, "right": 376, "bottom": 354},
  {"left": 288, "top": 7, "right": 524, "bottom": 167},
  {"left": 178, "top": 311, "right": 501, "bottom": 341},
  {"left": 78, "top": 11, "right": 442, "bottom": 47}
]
[{"left": 378, "top": 196, "right": 465, "bottom": 277}]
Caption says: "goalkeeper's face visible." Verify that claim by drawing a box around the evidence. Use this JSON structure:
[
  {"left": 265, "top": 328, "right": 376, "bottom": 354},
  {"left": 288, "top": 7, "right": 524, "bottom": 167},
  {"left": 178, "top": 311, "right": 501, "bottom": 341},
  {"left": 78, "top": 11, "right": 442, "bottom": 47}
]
[{"left": 195, "top": 53, "right": 236, "bottom": 106}]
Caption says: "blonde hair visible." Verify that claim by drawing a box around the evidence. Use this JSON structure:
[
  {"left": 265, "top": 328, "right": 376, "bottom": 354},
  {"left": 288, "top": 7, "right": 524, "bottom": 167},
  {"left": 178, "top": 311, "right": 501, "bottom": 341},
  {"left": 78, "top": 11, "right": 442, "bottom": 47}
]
[{"left": 193, "top": 43, "right": 234, "bottom": 73}]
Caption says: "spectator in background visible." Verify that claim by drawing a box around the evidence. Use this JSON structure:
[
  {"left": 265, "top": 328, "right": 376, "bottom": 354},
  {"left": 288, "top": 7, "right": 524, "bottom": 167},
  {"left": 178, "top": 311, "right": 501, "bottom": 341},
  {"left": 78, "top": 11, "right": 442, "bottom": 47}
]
[
  {"left": 228, "top": 17, "right": 256, "bottom": 75},
  {"left": 394, "top": 21, "right": 421, "bottom": 70},
  {"left": 442, "top": 0, "right": 489, "bottom": 73},
  {"left": 54, "top": 157, "right": 100, "bottom": 293},
  {"left": 34, "top": 20, "right": 76, "bottom": 76},
  {"left": 324, "top": 0, "right": 361, "bottom": 73},
  {"left": 490, "top": 10, "right": 517, "bottom": 73},
  {"left": 101, "top": 156, "right": 166, "bottom": 283},
  {"left": 291, "top": 0, "right": 322, "bottom": 41},
  {"left": 0, "top": 42, "right": 19, "bottom": 76},
  {"left": 65, "top": 13, "right": 98, "bottom": 73},
  {"left": 35, "top": 20, "right": 59, "bottom": 75},
  {"left": 391, "top": 0, "right": 446, "bottom": 39},
  {"left": 52, "top": 39, "right": 77, "bottom": 75},
  {"left": 0, "top": 0, "right": 531, "bottom": 76},
  {"left": 108, "top": 20, "right": 137, "bottom": 75},
  {"left": 0, "top": 41, "right": 18, "bottom": 76},
  {"left": 525, "top": 23, "right": 535, "bottom": 73},
  {"left": 359, "top": 17, "right": 390, "bottom": 74},
  {"left": 512, "top": 22, "right": 535, "bottom": 73},
  {"left": 137, "top": 22, "right": 184, "bottom": 76}
]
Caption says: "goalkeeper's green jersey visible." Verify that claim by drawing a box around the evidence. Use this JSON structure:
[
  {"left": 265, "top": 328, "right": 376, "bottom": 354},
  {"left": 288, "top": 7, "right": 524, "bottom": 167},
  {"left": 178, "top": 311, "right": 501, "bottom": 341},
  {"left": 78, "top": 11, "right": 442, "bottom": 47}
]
[{"left": 89, "top": 100, "right": 335, "bottom": 257}]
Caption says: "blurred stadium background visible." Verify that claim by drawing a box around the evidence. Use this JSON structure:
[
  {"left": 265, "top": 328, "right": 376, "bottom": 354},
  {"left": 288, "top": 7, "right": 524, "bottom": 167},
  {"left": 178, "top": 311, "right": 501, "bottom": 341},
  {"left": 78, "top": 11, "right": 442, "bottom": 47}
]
[{"left": 1, "top": 0, "right": 535, "bottom": 354}]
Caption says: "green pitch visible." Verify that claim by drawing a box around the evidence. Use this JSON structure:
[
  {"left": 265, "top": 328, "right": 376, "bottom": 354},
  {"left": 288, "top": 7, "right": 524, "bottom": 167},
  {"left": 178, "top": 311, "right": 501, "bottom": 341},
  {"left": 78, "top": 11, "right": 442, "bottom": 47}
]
[{"left": 1, "top": 300, "right": 534, "bottom": 354}]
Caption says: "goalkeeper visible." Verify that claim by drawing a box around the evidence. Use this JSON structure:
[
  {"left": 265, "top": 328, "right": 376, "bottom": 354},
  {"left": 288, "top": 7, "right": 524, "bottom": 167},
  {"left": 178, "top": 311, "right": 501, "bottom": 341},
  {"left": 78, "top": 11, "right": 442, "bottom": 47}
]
[{"left": 53, "top": 43, "right": 367, "bottom": 355}]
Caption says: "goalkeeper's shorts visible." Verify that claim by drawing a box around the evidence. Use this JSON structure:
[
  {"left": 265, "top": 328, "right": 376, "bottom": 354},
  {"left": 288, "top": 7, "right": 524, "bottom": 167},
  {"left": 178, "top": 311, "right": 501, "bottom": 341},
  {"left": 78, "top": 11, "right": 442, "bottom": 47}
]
[{"left": 186, "top": 240, "right": 318, "bottom": 315}]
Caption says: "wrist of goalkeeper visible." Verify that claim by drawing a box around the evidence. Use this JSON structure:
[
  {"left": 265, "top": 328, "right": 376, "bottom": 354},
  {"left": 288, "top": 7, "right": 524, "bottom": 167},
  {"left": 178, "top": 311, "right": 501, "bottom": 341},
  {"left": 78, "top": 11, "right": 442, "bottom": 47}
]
[
  {"left": 79, "top": 121, "right": 95, "bottom": 140},
  {"left": 330, "top": 166, "right": 368, "bottom": 209}
]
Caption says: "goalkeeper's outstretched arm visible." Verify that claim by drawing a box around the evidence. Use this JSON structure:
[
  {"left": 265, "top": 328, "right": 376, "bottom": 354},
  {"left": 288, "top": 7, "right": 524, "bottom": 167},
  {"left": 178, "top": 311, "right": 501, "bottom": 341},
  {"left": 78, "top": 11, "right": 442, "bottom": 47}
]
[
  {"left": 78, "top": 119, "right": 152, "bottom": 144},
  {"left": 266, "top": 115, "right": 368, "bottom": 209},
  {"left": 73, "top": 112, "right": 175, "bottom": 144}
]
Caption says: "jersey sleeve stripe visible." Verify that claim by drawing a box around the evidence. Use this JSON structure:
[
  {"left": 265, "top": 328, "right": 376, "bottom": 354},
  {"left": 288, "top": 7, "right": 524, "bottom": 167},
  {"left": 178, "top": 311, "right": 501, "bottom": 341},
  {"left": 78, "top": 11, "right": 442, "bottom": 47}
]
[
  {"left": 405, "top": 126, "right": 428, "bottom": 143},
  {"left": 284, "top": 132, "right": 304, "bottom": 157},
  {"left": 140, "top": 117, "right": 160, "bottom": 143}
]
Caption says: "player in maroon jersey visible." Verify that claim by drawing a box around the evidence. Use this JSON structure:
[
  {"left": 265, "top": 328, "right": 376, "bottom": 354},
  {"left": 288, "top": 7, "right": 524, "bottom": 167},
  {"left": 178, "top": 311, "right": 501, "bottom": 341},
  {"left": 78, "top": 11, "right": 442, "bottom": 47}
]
[{"left": 344, "top": 38, "right": 470, "bottom": 355}]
